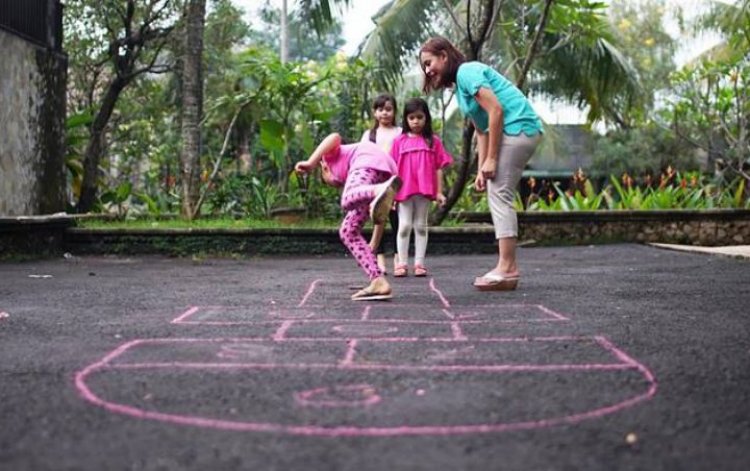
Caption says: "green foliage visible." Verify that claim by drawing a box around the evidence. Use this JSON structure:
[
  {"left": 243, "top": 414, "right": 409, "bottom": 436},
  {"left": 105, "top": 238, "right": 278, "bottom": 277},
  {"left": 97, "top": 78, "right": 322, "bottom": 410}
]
[
  {"left": 100, "top": 181, "right": 133, "bottom": 219},
  {"left": 449, "top": 167, "right": 750, "bottom": 213},
  {"left": 64, "top": 111, "right": 93, "bottom": 206},
  {"left": 249, "top": 0, "right": 346, "bottom": 62},
  {"left": 605, "top": 0, "right": 677, "bottom": 125},
  {"left": 61, "top": 0, "right": 750, "bottom": 222},
  {"left": 590, "top": 123, "right": 700, "bottom": 177},
  {"left": 664, "top": 56, "right": 750, "bottom": 184}
]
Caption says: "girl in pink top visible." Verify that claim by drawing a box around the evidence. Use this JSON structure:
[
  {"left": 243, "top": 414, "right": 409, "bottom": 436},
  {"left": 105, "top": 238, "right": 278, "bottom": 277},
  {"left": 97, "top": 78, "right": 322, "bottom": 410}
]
[
  {"left": 360, "top": 94, "right": 402, "bottom": 274},
  {"left": 391, "top": 98, "right": 453, "bottom": 277},
  {"left": 295, "top": 133, "right": 401, "bottom": 301}
]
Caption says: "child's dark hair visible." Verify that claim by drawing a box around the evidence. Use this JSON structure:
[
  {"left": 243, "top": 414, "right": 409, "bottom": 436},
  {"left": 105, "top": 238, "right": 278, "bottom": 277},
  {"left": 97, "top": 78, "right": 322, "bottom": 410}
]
[
  {"left": 368, "top": 93, "right": 397, "bottom": 143},
  {"left": 402, "top": 97, "right": 434, "bottom": 148}
]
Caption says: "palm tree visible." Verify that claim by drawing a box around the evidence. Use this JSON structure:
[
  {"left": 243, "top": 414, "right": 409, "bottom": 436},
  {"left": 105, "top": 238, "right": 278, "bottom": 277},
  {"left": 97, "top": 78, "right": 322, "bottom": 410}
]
[
  {"left": 692, "top": 0, "right": 749, "bottom": 60},
  {"left": 180, "top": 0, "right": 207, "bottom": 219}
]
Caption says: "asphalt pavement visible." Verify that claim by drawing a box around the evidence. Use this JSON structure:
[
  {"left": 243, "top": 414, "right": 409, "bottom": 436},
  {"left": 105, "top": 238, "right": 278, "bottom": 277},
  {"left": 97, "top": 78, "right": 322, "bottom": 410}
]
[{"left": 1, "top": 244, "right": 749, "bottom": 470}]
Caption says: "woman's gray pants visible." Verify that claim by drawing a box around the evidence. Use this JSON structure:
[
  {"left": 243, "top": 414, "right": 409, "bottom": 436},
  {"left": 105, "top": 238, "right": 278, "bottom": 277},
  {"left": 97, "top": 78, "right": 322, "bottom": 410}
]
[{"left": 487, "top": 133, "right": 542, "bottom": 239}]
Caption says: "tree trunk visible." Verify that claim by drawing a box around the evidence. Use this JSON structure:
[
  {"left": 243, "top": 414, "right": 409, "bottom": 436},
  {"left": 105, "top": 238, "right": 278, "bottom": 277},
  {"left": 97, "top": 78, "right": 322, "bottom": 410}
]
[
  {"left": 280, "top": 0, "right": 289, "bottom": 63},
  {"left": 77, "top": 78, "right": 127, "bottom": 213},
  {"left": 179, "top": 0, "right": 207, "bottom": 220}
]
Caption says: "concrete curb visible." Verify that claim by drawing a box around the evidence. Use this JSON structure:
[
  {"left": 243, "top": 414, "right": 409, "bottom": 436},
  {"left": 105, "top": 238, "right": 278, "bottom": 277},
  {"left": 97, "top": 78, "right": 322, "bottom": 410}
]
[{"left": 649, "top": 243, "right": 750, "bottom": 259}]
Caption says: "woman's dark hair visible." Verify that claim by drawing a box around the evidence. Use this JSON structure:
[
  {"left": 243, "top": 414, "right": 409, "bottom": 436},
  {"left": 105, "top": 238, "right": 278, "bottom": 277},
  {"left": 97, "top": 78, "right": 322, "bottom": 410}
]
[
  {"left": 368, "top": 93, "right": 397, "bottom": 143},
  {"left": 402, "top": 97, "right": 434, "bottom": 148},
  {"left": 419, "top": 36, "right": 466, "bottom": 93}
]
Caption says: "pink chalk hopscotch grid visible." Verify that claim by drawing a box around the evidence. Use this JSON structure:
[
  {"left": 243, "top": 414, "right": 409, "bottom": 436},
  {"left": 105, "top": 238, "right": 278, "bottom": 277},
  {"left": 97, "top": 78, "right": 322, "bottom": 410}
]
[
  {"left": 170, "top": 278, "right": 570, "bottom": 327},
  {"left": 75, "top": 277, "right": 658, "bottom": 436}
]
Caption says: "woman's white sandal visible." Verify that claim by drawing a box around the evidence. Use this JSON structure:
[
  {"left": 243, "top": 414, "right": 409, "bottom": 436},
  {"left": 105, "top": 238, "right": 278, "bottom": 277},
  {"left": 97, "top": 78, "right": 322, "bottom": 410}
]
[{"left": 473, "top": 271, "right": 519, "bottom": 291}]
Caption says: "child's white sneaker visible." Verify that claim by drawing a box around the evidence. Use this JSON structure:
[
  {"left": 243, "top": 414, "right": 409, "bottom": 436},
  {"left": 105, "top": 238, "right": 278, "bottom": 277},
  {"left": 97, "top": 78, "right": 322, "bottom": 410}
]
[{"left": 370, "top": 176, "right": 401, "bottom": 224}]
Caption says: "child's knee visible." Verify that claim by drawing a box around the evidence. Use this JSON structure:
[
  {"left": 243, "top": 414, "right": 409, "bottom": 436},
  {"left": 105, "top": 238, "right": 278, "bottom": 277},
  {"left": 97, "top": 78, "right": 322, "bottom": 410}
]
[
  {"left": 398, "top": 224, "right": 412, "bottom": 238},
  {"left": 339, "top": 224, "right": 353, "bottom": 243}
]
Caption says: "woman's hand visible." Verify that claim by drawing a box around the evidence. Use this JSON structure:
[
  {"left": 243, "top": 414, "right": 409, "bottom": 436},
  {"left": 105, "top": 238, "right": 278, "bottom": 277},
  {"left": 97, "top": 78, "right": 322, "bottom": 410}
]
[
  {"left": 480, "top": 158, "right": 497, "bottom": 181},
  {"left": 474, "top": 173, "right": 486, "bottom": 192},
  {"left": 436, "top": 193, "right": 447, "bottom": 207}
]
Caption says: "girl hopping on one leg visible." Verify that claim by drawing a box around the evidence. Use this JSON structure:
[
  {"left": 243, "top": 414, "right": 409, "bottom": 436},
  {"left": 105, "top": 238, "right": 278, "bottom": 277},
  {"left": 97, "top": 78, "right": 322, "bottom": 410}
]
[
  {"left": 391, "top": 98, "right": 453, "bottom": 277},
  {"left": 294, "top": 133, "right": 401, "bottom": 301}
]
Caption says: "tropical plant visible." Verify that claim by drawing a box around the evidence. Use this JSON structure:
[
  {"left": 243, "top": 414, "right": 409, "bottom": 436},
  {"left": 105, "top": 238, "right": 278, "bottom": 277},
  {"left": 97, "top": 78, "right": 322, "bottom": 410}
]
[
  {"left": 590, "top": 123, "right": 700, "bottom": 177},
  {"left": 64, "top": 111, "right": 93, "bottom": 208},
  {"left": 665, "top": 56, "right": 750, "bottom": 186}
]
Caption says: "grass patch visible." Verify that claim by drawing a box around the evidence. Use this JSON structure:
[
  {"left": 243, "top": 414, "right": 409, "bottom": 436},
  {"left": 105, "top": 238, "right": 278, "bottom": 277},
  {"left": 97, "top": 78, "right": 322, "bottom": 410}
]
[{"left": 76, "top": 217, "right": 339, "bottom": 230}]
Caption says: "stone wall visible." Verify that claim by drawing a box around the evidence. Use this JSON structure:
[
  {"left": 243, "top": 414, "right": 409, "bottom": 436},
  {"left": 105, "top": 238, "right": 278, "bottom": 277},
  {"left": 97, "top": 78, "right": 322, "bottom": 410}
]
[
  {"left": 0, "top": 28, "right": 66, "bottom": 216},
  {"left": 2, "top": 211, "right": 748, "bottom": 258},
  {"left": 514, "top": 210, "right": 750, "bottom": 246}
]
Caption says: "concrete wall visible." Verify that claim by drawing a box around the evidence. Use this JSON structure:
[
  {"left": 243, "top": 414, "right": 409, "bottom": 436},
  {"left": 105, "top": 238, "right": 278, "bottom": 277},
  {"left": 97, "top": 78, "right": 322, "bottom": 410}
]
[{"left": 0, "top": 28, "right": 66, "bottom": 216}]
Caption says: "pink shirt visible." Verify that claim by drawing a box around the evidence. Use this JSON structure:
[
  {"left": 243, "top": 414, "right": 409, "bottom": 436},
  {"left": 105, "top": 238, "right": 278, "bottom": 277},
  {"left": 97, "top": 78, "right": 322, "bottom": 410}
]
[
  {"left": 391, "top": 133, "right": 453, "bottom": 202},
  {"left": 360, "top": 126, "right": 402, "bottom": 153},
  {"left": 323, "top": 141, "right": 397, "bottom": 186}
]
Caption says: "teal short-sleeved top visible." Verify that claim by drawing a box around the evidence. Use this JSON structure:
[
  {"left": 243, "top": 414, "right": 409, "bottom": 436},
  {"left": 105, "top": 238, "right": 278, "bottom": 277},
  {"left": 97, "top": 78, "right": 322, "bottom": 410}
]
[{"left": 455, "top": 61, "right": 543, "bottom": 136}]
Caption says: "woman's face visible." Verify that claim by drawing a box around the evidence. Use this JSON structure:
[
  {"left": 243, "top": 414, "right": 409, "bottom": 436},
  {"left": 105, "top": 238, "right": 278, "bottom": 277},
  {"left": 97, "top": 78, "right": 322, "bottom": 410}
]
[{"left": 420, "top": 51, "right": 448, "bottom": 88}]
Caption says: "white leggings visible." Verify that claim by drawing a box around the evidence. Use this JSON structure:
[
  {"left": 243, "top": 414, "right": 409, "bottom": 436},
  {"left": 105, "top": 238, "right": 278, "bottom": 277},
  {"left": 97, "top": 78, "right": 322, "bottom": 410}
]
[{"left": 396, "top": 195, "right": 430, "bottom": 266}]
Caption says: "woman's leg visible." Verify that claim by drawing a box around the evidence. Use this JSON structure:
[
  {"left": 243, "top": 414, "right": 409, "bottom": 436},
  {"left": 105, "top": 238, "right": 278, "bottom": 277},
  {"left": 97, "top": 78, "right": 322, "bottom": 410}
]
[
  {"left": 396, "top": 198, "right": 415, "bottom": 266},
  {"left": 412, "top": 195, "right": 430, "bottom": 267},
  {"left": 486, "top": 133, "right": 542, "bottom": 274}
]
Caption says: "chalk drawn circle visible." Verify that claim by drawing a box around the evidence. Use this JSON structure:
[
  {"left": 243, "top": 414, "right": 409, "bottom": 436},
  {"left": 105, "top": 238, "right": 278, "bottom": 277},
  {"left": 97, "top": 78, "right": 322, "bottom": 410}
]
[
  {"left": 294, "top": 384, "right": 381, "bottom": 408},
  {"left": 76, "top": 337, "right": 658, "bottom": 437},
  {"left": 331, "top": 324, "right": 398, "bottom": 336}
]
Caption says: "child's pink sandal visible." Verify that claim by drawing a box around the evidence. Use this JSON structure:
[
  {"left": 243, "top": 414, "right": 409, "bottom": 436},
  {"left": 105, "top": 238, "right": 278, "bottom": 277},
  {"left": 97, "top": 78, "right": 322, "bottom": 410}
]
[
  {"left": 413, "top": 265, "right": 428, "bottom": 277},
  {"left": 393, "top": 264, "right": 408, "bottom": 277}
]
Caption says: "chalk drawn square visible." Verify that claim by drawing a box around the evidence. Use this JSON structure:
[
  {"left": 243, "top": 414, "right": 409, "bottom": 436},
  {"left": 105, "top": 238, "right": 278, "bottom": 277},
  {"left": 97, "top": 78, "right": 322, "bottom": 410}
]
[
  {"left": 352, "top": 337, "right": 620, "bottom": 368},
  {"left": 107, "top": 338, "right": 349, "bottom": 366},
  {"left": 446, "top": 304, "right": 569, "bottom": 323},
  {"left": 171, "top": 305, "right": 364, "bottom": 325},
  {"left": 364, "top": 304, "right": 452, "bottom": 322},
  {"left": 282, "top": 321, "right": 455, "bottom": 340}
]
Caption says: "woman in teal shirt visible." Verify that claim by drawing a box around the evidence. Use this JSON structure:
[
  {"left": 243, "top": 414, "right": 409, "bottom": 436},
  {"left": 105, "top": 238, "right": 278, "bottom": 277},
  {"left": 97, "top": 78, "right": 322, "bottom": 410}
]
[{"left": 419, "top": 36, "right": 543, "bottom": 291}]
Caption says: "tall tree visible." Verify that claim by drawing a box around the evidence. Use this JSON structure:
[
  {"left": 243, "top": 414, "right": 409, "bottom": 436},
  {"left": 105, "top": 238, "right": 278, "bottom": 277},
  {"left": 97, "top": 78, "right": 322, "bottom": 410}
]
[
  {"left": 66, "top": 0, "right": 180, "bottom": 213},
  {"left": 604, "top": 0, "right": 677, "bottom": 127},
  {"left": 180, "top": 0, "right": 207, "bottom": 219}
]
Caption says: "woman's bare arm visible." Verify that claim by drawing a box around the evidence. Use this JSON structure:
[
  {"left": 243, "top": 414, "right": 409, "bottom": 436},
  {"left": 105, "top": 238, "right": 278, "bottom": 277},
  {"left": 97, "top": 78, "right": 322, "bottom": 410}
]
[{"left": 474, "top": 87, "right": 504, "bottom": 180}]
